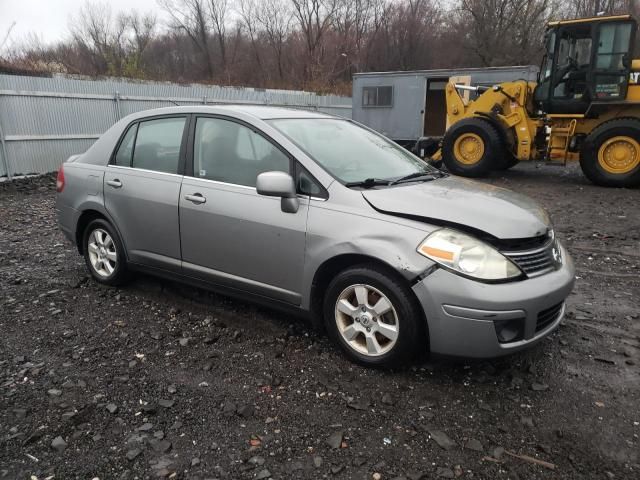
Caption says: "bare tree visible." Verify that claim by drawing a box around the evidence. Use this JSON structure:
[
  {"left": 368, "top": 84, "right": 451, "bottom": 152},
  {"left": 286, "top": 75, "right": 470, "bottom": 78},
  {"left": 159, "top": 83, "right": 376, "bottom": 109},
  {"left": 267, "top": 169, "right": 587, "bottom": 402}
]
[
  {"left": 9, "top": 0, "right": 639, "bottom": 92},
  {"left": 208, "top": 0, "right": 230, "bottom": 72},
  {"left": 457, "top": 0, "right": 553, "bottom": 67},
  {"left": 237, "top": 0, "right": 266, "bottom": 81},
  {"left": 1, "top": 21, "right": 17, "bottom": 55},
  {"left": 332, "top": 0, "right": 383, "bottom": 76},
  {"left": 290, "top": 0, "right": 340, "bottom": 81},
  {"left": 561, "top": 0, "right": 638, "bottom": 16},
  {"left": 255, "top": 0, "right": 293, "bottom": 81},
  {"left": 68, "top": 1, "right": 131, "bottom": 76},
  {"left": 159, "top": 0, "right": 214, "bottom": 78},
  {"left": 128, "top": 11, "right": 157, "bottom": 76}
]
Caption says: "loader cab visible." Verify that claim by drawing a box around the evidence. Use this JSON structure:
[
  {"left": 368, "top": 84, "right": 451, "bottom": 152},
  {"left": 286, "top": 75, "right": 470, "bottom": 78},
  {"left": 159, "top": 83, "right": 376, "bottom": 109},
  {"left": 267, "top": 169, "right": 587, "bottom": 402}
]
[{"left": 534, "top": 16, "right": 636, "bottom": 114}]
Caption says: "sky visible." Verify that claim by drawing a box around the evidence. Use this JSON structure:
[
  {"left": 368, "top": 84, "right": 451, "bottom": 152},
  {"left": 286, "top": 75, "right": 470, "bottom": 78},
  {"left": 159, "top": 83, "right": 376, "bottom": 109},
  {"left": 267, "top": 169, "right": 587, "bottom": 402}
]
[{"left": 0, "top": 0, "right": 168, "bottom": 53}]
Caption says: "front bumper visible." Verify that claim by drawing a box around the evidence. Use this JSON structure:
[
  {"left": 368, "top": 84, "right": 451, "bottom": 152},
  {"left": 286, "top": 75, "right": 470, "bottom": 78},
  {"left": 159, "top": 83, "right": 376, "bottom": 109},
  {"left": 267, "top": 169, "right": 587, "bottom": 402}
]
[{"left": 412, "top": 243, "right": 575, "bottom": 358}]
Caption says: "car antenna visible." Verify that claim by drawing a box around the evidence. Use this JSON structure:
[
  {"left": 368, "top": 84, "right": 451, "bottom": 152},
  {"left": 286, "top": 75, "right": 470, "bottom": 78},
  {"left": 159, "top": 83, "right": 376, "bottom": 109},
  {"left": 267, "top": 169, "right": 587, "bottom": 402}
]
[{"left": 167, "top": 100, "right": 180, "bottom": 106}]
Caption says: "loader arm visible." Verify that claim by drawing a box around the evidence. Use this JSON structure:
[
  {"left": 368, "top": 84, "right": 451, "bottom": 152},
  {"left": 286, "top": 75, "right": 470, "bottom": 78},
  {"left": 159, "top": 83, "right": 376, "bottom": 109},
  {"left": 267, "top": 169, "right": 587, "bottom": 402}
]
[{"left": 440, "top": 80, "right": 539, "bottom": 162}]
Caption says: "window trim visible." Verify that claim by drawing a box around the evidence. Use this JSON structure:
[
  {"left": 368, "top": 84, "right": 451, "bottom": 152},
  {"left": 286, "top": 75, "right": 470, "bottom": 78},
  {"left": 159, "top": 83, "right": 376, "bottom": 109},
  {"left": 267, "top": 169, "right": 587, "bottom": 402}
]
[
  {"left": 362, "top": 85, "right": 394, "bottom": 108},
  {"left": 105, "top": 164, "right": 185, "bottom": 179},
  {"left": 109, "top": 114, "right": 191, "bottom": 175},
  {"left": 112, "top": 123, "right": 138, "bottom": 168},
  {"left": 295, "top": 161, "right": 329, "bottom": 200},
  {"left": 187, "top": 114, "right": 295, "bottom": 188}
]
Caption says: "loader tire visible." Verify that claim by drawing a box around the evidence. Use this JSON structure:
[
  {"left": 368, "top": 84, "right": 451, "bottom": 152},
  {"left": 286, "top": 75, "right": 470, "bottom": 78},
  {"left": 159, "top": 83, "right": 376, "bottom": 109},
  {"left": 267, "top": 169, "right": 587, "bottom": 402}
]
[
  {"left": 580, "top": 118, "right": 640, "bottom": 188},
  {"left": 498, "top": 156, "right": 519, "bottom": 170},
  {"left": 442, "top": 118, "right": 506, "bottom": 177}
]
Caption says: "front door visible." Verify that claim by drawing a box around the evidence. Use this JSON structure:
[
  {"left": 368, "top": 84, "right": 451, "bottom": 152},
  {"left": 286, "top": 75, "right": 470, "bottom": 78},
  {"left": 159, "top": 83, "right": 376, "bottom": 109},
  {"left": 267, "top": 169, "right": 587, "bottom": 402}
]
[
  {"left": 179, "top": 116, "right": 308, "bottom": 305},
  {"left": 104, "top": 115, "right": 188, "bottom": 272},
  {"left": 591, "top": 20, "right": 634, "bottom": 101}
]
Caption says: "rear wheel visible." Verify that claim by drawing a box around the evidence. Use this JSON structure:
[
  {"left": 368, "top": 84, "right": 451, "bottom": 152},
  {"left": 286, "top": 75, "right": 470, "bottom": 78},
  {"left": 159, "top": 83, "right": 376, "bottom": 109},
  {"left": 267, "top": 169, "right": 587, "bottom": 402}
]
[
  {"left": 323, "top": 265, "right": 426, "bottom": 367},
  {"left": 442, "top": 118, "right": 506, "bottom": 177},
  {"left": 580, "top": 118, "right": 640, "bottom": 187},
  {"left": 83, "top": 219, "right": 129, "bottom": 286}
]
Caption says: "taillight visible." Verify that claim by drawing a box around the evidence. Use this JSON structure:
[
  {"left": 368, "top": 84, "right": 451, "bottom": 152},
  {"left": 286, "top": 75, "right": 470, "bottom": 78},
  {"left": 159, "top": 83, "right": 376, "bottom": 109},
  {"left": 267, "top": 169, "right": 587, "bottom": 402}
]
[{"left": 56, "top": 164, "right": 65, "bottom": 192}]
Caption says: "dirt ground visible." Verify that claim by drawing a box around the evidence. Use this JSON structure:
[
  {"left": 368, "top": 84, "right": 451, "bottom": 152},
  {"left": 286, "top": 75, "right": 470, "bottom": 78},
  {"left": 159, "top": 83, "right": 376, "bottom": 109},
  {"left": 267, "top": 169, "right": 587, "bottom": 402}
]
[{"left": 1, "top": 163, "right": 639, "bottom": 480}]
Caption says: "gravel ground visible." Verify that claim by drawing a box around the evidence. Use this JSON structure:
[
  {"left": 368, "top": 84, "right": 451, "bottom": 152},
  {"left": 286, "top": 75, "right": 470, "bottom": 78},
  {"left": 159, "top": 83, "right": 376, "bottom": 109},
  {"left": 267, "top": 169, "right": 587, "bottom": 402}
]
[{"left": 1, "top": 164, "right": 639, "bottom": 480}]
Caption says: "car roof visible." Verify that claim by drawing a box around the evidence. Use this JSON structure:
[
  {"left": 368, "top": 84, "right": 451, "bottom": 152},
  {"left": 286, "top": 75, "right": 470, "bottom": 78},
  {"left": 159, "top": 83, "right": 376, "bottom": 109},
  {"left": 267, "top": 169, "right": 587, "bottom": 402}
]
[{"left": 127, "top": 104, "right": 337, "bottom": 121}]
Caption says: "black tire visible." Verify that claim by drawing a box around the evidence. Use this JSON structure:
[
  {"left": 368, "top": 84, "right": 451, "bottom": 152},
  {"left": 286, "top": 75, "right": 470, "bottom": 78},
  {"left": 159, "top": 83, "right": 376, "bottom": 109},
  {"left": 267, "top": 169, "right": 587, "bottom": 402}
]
[
  {"left": 413, "top": 136, "right": 442, "bottom": 158},
  {"left": 498, "top": 156, "right": 519, "bottom": 170},
  {"left": 82, "top": 218, "right": 129, "bottom": 286},
  {"left": 580, "top": 118, "right": 640, "bottom": 187},
  {"left": 442, "top": 117, "right": 506, "bottom": 177},
  {"left": 323, "top": 264, "right": 426, "bottom": 367}
]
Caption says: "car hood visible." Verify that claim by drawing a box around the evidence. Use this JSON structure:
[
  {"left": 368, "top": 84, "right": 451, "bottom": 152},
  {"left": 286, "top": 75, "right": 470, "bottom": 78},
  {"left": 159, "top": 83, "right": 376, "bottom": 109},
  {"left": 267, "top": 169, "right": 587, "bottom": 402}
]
[{"left": 361, "top": 176, "right": 550, "bottom": 240}]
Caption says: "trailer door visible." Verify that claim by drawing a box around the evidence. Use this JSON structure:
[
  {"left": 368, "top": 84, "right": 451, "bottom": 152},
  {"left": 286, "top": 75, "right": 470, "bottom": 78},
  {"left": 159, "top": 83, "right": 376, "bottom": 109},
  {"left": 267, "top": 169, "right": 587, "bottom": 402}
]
[{"left": 423, "top": 78, "right": 448, "bottom": 137}]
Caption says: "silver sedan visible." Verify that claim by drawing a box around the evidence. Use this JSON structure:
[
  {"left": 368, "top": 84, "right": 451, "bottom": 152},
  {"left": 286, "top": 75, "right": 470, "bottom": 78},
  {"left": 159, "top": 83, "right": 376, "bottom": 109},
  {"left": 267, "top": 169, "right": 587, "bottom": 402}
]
[{"left": 56, "top": 106, "right": 575, "bottom": 367}]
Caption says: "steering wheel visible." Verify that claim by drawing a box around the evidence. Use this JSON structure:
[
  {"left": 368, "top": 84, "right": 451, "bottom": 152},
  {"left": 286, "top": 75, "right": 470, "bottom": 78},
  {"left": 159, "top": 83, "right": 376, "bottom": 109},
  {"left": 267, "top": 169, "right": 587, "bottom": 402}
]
[
  {"left": 558, "top": 55, "right": 577, "bottom": 71},
  {"left": 553, "top": 56, "right": 578, "bottom": 88}
]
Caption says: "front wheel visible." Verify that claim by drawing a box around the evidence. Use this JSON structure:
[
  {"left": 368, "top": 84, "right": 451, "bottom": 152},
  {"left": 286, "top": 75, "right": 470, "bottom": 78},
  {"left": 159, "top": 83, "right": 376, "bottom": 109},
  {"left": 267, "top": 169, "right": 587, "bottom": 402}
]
[
  {"left": 442, "top": 117, "right": 506, "bottom": 177},
  {"left": 497, "top": 156, "right": 519, "bottom": 170},
  {"left": 323, "top": 265, "right": 426, "bottom": 367}
]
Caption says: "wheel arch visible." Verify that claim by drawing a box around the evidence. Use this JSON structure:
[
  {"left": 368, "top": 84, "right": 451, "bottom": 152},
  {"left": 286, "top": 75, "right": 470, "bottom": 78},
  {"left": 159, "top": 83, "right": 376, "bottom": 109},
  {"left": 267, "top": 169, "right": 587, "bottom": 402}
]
[
  {"left": 75, "top": 209, "right": 127, "bottom": 258},
  {"left": 474, "top": 113, "right": 516, "bottom": 155},
  {"left": 309, "top": 253, "right": 427, "bottom": 334}
]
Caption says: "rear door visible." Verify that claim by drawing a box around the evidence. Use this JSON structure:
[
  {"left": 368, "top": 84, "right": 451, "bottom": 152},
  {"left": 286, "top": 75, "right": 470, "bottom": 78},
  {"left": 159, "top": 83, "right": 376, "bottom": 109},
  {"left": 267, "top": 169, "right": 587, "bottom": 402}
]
[
  {"left": 179, "top": 115, "right": 308, "bottom": 304},
  {"left": 104, "top": 115, "right": 188, "bottom": 272}
]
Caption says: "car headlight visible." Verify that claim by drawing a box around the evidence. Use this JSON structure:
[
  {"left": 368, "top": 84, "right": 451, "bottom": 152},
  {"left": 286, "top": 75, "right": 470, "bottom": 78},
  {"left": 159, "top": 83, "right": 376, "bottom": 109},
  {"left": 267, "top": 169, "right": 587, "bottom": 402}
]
[{"left": 417, "top": 228, "right": 522, "bottom": 281}]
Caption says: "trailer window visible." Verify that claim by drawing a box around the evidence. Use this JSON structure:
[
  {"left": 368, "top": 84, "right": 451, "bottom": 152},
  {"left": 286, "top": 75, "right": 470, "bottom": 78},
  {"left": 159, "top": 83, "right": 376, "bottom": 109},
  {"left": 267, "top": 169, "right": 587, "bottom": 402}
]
[{"left": 362, "top": 86, "right": 393, "bottom": 107}]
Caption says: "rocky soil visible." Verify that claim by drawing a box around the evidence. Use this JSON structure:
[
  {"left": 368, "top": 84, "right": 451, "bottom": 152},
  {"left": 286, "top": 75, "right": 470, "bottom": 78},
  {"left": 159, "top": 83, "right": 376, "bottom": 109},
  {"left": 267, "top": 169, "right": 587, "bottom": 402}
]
[{"left": 1, "top": 165, "right": 639, "bottom": 480}]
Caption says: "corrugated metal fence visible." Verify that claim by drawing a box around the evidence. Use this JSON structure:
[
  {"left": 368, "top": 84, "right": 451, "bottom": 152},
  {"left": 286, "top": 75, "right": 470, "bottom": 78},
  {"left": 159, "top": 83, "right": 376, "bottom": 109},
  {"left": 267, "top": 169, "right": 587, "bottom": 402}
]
[{"left": 0, "top": 74, "right": 352, "bottom": 178}]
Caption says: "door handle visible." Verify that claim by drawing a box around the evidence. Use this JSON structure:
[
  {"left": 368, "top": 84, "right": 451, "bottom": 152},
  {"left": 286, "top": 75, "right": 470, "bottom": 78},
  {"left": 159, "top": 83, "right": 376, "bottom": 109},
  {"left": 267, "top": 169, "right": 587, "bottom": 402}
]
[
  {"left": 184, "top": 193, "right": 206, "bottom": 204},
  {"left": 106, "top": 179, "right": 122, "bottom": 188}
]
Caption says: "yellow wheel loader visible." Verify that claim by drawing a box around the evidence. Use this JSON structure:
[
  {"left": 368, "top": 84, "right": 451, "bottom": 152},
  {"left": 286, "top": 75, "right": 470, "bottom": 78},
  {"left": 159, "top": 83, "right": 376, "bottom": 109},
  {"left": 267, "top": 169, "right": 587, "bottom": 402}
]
[{"left": 433, "top": 14, "right": 640, "bottom": 188}]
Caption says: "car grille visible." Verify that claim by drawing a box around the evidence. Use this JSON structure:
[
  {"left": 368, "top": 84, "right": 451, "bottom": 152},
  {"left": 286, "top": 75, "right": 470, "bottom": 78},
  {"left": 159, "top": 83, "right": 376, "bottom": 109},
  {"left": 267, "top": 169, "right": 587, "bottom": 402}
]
[
  {"left": 505, "top": 247, "right": 555, "bottom": 275},
  {"left": 502, "top": 236, "right": 558, "bottom": 277},
  {"left": 536, "top": 302, "right": 564, "bottom": 332}
]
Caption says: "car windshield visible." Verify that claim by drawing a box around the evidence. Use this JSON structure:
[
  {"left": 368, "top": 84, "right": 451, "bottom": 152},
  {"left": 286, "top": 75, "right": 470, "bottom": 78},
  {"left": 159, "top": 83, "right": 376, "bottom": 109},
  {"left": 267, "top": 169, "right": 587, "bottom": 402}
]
[{"left": 268, "top": 118, "right": 438, "bottom": 184}]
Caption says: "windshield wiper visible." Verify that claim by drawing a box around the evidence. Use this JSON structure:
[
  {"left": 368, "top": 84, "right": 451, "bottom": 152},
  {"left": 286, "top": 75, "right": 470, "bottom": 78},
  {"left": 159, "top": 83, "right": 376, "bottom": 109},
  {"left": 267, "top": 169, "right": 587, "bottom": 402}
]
[
  {"left": 345, "top": 178, "right": 391, "bottom": 188},
  {"left": 389, "top": 171, "right": 443, "bottom": 185}
]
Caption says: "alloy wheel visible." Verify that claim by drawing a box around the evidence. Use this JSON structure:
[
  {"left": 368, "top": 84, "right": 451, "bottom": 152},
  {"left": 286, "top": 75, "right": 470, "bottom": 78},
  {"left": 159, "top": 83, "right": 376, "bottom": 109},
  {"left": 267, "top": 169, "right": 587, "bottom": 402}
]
[
  {"left": 334, "top": 283, "right": 399, "bottom": 357},
  {"left": 87, "top": 228, "right": 117, "bottom": 278}
]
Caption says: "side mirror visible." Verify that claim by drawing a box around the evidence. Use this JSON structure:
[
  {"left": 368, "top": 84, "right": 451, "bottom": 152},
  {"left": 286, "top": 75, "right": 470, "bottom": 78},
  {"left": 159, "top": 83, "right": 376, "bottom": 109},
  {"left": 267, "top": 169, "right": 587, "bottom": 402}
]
[
  {"left": 622, "top": 53, "right": 630, "bottom": 69},
  {"left": 256, "top": 171, "right": 299, "bottom": 214}
]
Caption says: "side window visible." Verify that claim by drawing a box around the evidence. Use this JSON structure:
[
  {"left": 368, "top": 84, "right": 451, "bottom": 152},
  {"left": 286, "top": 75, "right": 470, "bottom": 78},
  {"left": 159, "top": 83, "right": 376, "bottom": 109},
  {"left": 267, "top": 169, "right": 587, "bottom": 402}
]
[
  {"left": 594, "top": 22, "right": 633, "bottom": 99},
  {"left": 362, "top": 86, "right": 393, "bottom": 107},
  {"left": 132, "top": 117, "right": 186, "bottom": 174},
  {"left": 193, "top": 117, "right": 290, "bottom": 187},
  {"left": 596, "top": 23, "right": 632, "bottom": 70},
  {"left": 114, "top": 124, "right": 137, "bottom": 167}
]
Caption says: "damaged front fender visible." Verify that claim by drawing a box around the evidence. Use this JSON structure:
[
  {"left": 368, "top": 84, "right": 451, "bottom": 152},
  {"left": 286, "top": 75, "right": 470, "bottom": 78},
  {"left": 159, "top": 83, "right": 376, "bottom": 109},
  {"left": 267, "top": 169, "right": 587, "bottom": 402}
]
[{"left": 299, "top": 199, "right": 436, "bottom": 310}]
